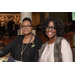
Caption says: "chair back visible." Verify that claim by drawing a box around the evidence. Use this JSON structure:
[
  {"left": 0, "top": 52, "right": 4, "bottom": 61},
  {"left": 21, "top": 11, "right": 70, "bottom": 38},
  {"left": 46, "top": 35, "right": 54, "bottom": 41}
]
[{"left": 71, "top": 46, "right": 75, "bottom": 62}]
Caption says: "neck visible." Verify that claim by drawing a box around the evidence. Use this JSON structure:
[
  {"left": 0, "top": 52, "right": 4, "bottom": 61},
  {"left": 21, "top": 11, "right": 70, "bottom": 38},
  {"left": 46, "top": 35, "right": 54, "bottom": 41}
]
[
  {"left": 48, "top": 36, "right": 57, "bottom": 44},
  {"left": 24, "top": 33, "right": 33, "bottom": 39}
]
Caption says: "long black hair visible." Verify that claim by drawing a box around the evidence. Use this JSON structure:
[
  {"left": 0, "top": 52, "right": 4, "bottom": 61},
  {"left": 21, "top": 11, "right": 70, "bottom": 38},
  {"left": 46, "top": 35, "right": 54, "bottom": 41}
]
[{"left": 41, "top": 17, "right": 65, "bottom": 38}]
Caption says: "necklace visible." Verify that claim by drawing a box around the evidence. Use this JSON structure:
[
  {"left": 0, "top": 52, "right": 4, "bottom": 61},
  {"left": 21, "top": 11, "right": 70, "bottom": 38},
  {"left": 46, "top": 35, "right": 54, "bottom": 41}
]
[{"left": 21, "top": 34, "right": 33, "bottom": 61}]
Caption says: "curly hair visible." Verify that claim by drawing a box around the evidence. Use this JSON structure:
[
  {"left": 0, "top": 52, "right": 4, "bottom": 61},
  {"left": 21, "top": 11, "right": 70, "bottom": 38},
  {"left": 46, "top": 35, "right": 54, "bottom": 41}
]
[{"left": 41, "top": 17, "right": 65, "bottom": 38}]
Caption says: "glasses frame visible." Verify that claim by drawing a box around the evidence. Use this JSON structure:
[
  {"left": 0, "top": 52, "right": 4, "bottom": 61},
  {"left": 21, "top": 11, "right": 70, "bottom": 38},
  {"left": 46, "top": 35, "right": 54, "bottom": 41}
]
[
  {"left": 21, "top": 25, "right": 32, "bottom": 29},
  {"left": 46, "top": 26, "right": 56, "bottom": 31}
]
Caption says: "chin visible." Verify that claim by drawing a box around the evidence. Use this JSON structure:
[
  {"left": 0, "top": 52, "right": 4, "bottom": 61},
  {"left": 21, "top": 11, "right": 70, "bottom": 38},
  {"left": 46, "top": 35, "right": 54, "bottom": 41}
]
[
  {"left": 47, "top": 35, "right": 54, "bottom": 38},
  {"left": 47, "top": 35, "right": 52, "bottom": 38},
  {"left": 48, "top": 37, "right": 53, "bottom": 39},
  {"left": 24, "top": 32, "right": 32, "bottom": 35},
  {"left": 49, "top": 35, "right": 57, "bottom": 39}
]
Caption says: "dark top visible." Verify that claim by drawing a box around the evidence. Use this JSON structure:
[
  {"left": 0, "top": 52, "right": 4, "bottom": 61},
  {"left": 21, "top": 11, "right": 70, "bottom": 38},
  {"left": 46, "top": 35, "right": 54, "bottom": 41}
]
[
  {"left": 8, "top": 20, "right": 15, "bottom": 29},
  {"left": 0, "top": 35, "right": 43, "bottom": 62}
]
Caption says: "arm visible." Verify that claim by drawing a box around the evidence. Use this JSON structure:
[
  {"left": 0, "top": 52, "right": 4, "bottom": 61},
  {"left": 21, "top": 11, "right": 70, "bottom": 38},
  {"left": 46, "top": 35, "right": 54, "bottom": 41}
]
[
  {"left": 61, "top": 39, "right": 73, "bottom": 62},
  {"left": 0, "top": 37, "right": 18, "bottom": 57}
]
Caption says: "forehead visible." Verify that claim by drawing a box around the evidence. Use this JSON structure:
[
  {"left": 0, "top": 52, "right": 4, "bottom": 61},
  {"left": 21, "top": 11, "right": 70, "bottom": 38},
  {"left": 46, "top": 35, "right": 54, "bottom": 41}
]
[
  {"left": 48, "top": 21, "right": 54, "bottom": 26},
  {"left": 22, "top": 20, "right": 31, "bottom": 25}
]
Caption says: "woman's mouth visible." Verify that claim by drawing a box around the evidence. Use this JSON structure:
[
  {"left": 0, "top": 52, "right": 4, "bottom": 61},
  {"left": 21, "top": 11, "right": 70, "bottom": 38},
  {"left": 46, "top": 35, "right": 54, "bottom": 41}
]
[
  {"left": 24, "top": 30, "right": 28, "bottom": 32},
  {"left": 23, "top": 30, "right": 29, "bottom": 33},
  {"left": 48, "top": 32, "right": 52, "bottom": 36}
]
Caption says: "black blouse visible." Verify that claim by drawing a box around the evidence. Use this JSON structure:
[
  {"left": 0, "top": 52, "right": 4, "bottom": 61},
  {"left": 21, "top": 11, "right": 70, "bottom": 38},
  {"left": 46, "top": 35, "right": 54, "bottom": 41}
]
[
  {"left": 0, "top": 35, "right": 43, "bottom": 62},
  {"left": 13, "top": 36, "right": 43, "bottom": 62},
  {"left": 14, "top": 43, "right": 35, "bottom": 62}
]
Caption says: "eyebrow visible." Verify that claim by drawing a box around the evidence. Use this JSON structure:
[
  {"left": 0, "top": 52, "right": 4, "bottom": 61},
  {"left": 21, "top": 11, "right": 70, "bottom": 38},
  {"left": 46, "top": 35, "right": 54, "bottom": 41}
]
[
  {"left": 22, "top": 25, "right": 30, "bottom": 26},
  {"left": 47, "top": 26, "right": 55, "bottom": 27}
]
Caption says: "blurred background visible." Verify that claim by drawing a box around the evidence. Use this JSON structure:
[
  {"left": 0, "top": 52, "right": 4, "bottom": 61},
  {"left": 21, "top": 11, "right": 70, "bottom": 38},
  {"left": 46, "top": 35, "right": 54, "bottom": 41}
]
[{"left": 0, "top": 12, "right": 75, "bottom": 48}]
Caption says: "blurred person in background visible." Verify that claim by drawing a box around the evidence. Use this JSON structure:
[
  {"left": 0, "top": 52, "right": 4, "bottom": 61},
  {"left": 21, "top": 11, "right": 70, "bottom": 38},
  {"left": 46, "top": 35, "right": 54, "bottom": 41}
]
[{"left": 8, "top": 17, "right": 15, "bottom": 37}]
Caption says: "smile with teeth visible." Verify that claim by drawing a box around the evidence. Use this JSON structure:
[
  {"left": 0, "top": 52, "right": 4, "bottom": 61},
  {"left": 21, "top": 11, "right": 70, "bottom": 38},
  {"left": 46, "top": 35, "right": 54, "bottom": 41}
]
[{"left": 48, "top": 32, "right": 52, "bottom": 35}]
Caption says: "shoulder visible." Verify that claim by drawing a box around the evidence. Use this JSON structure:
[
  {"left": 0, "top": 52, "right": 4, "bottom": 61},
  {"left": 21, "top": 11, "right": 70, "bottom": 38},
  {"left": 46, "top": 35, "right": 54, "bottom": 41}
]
[
  {"left": 56, "top": 37, "right": 69, "bottom": 43},
  {"left": 35, "top": 35, "right": 42, "bottom": 40},
  {"left": 56, "top": 37, "right": 64, "bottom": 41},
  {"left": 12, "top": 35, "right": 24, "bottom": 43},
  {"left": 16, "top": 35, "right": 24, "bottom": 40},
  {"left": 61, "top": 39, "right": 70, "bottom": 46},
  {"left": 11, "top": 35, "right": 24, "bottom": 43},
  {"left": 55, "top": 37, "right": 71, "bottom": 48},
  {"left": 17, "top": 35, "right": 24, "bottom": 38},
  {"left": 41, "top": 41, "right": 48, "bottom": 48},
  {"left": 35, "top": 35, "right": 43, "bottom": 43}
]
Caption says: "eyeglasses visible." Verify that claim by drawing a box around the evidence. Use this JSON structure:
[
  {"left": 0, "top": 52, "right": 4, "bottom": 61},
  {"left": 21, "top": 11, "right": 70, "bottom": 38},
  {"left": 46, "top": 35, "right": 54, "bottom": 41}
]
[
  {"left": 46, "top": 26, "right": 56, "bottom": 31},
  {"left": 21, "top": 25, "right": 32, "bottom": 29}
]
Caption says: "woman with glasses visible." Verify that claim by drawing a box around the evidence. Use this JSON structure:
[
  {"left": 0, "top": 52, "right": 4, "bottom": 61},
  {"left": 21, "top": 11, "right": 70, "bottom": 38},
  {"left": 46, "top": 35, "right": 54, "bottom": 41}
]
[
  {"left": 39, "top": 17, "right": 73, "bottom": 62},
  {"left": 0, "top": 17, "right": 43, "bottom": 62}
]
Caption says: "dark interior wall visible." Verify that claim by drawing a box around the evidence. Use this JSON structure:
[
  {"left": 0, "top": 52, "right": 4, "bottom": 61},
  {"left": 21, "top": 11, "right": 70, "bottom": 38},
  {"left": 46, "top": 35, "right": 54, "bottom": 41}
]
[
  {"left": 49, "top": 12, "right": 68, "bottom": 22},
  {"left": 40, "top": 12, "right": 45, "bottom": 23},
  {"left": 0, "top": 12, "right": 20, "bottom": 14},
  {"left": 40, "top": 12, "right": 69, "bottom": 23}
]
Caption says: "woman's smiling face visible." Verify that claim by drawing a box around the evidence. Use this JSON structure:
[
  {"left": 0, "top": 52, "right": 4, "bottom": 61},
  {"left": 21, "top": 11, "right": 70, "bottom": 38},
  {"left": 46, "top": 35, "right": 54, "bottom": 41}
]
[
  {"left": 22, "top": 20, "right": 33, "bottom": 35},
  {"left": 46, "top": 21, "right": 57, "bottom": 39}
]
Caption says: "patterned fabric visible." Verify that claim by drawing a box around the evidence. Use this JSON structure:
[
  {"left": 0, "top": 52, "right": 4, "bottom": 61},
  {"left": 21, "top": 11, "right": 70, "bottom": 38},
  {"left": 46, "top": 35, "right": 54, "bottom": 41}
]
[{"left": 54, "top": 37, "right": 63, "bottom": 62}]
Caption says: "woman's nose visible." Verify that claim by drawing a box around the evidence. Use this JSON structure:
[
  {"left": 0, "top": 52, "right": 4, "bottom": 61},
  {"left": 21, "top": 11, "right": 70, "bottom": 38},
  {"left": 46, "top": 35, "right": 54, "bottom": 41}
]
[{"left": 48, "top": 28, "right": 52, "bottom": 31}]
